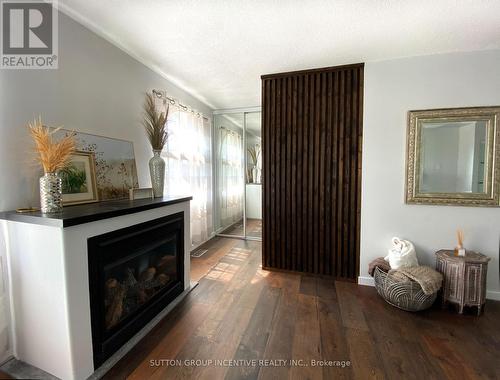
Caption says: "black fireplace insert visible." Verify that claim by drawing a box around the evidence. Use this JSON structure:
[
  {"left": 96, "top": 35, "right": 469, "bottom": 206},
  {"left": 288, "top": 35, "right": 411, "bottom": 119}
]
[{"left": 88, "top": 212, "right": 184, "bottom": 367}]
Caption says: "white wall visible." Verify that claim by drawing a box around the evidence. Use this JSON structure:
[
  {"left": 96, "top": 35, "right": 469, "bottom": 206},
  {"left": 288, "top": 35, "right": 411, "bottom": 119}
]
[
  {"left": 246, "top": 184, "right": 262, "bottom": 219},
  {"left": 0, "top": 222, "right": 11, "bottom": 365},
  {"left": 0, "top": 11, "right": 212, "bottom": 212},
  {"left": 0, "top": 11, "right": 213, "bottom": 365},
  {"left": 360, "top": 49, "right": 500, "bottom": 299}
]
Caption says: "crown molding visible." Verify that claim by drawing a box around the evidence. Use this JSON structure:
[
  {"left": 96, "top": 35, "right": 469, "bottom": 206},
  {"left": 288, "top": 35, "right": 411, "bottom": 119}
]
[{"left": 57, "top": 2, "right": 217, "bottom": 111}]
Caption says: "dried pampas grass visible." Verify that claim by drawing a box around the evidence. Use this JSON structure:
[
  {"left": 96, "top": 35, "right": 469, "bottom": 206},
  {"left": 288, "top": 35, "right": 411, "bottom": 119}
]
[
  {"left": 142, "top": 92, "right": 169, "bottom": 151},
  {"left": 247, "top": 145, "right": 260, "bottom": 166},
  {"left": 28, "top": 117, "right": 76, "bottom": 173}
]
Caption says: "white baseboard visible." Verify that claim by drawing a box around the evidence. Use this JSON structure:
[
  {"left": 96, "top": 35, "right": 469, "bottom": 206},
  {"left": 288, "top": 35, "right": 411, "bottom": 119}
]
[
  {"left": 486, "top": 290, "right": 500, "bottom": 301},
  {"left": 357, "top": 276, "right": 375, "bottom": 287},
  {"left": 359, "top": 276, "right": 500, "bottom": 301}
]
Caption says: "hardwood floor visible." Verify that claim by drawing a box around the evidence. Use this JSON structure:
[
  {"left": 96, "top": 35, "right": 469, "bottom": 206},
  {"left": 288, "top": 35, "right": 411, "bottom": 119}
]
[
  {"left": 220, "top": 219, "right": 262, "bottom": 238},
  {"left": 190, "top": 237, "right": 240, "bottom": 282},
  {"left": 105, "top": 238, "right": 500, "bottom": 380}
]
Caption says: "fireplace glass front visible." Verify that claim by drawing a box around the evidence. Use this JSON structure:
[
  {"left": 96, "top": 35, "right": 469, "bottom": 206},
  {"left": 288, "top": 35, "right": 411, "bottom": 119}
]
[{"left": 88, "top": 212, "right": 184, "bottom": 367}]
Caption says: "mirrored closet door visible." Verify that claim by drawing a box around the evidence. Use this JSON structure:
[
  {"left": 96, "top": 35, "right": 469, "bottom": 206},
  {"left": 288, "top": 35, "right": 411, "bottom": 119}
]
[
  {"left": 214, "top": 110, "right": 262, "bottom": 240},
  {"left": 244, "top": 112, "right": 262, "bottom": 239}
]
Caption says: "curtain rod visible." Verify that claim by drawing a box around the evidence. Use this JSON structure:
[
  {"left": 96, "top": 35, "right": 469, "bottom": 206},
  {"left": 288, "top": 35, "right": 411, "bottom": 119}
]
[
  {"left": 219, "top": 126, "right": 242, "bottom": 135},
  {"left": 152, "top": 89, "right": 209, "bottom": 121}
]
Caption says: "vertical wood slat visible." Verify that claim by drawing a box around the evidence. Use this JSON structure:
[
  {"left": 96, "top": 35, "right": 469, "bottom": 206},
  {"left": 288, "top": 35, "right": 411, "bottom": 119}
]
[
  {"left": 291, "top": 76, "right": 298, "bottom": 271},
  {"left": 356, "top": 67, "right": 364, "bottom": 278},
  {"left": 286, "top": 77, "right": 293, "bottom": 270},
  {"left": 276, "top": 78, "right": 282, "bottom": 269},
  {"left": 261, "top": 63, "right": 364, "bottom": 280},
  {"left": 308, "top": 74, "right": 315, "bottom": 273},
  {"left": 302, "top": 75, "right": 310, "bottom": 273},
  {"left": 343, "top": 69, "right": 351, "bottom": 278},
  {"left": 319, "top": 72, "right": 327, "bottom": 275},
  {"left": 332, "top": 70, "right": 340, "bottom": 276},
  {"left": 313, "top": 73, "right": 321, "bottom": 274},
  {"left": 337, "top": 70, "right": 345, "bottom": 277},
  {"left": 271, "top": 79, "right": 277, "bottom": 269},
  {"left": 281, "top": 78, "right": 287, "bottom": 270}
]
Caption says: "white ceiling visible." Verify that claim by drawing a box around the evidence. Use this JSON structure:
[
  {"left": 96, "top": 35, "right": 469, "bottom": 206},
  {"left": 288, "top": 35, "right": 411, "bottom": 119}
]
[{"left": 60, "top": 0, "right": 500, "bottom": 110}]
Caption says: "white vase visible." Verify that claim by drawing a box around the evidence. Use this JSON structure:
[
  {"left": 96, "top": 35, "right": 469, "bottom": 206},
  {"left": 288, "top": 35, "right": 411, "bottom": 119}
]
[{"left": 252, "top": 167, "right": 260, "bottom": 183}]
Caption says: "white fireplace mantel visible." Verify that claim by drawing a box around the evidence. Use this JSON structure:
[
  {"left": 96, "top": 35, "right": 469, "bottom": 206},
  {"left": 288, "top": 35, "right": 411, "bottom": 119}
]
[{"left": 0, "top": 196, "right": 192, "bottom": 380}]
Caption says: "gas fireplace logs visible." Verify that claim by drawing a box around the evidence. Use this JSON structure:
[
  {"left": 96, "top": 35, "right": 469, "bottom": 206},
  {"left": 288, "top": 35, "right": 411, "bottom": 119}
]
[{"left": 103, "top": 255, "right": 174, "bottom": 330}]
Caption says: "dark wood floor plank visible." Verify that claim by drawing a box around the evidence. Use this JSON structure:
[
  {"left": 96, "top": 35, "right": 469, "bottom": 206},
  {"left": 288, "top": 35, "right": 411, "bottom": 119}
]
[
  {"left": 191, "top": 237, "right": 239, "bottom": 282},
  {"left": 440, "top": 329, "right": 499, "bottom": 380},
  {"left": 316, "top": 277, "right": 337, "bottom": 300},
  {"left": 317, "top": 298, "right": 352, "bottom": 380},
  {"left": 375, "top": 335, "right": 445, "bottom": 380},
  {"left": 197, "top": 306, "right": 255, "bottom": 380},
  {"left": 359, "top": 289, "right": 420, "bottom": 342},
  {"left": 101, "top": 238, "right": 500, "bottom": 380},
  {"left": 335, "top": 280, "right": 369, "bottom": 332},
  {"left": 421, "top": 335, "right": 480, "bottom": 380},
  {"left": 225, "top": 286, "right": 281, "bottom": 380},
  {"left": 148, "top": 334, "right": 211, "bottom": 380},
  {"left": 290, "top": 294, "right": 322, "bottom": 380},
  {"left": 262, "top": 270, "right": 301, "bottom": 294},
  {"left": 258, "top": 289, "right": 298, "bottom": 380},
  {"left": 154, "top": 241, "right": 265, "bottom": 380},
  {"left": 345, "top": 328, "right": 385, "bottom": 380},
  {"left": 102, "top": 296, "right": 199, "bottom": 380},
  {"left": 126, "top": 301, "right": 212, "bottom": 380},
  {"left": 299, "top": 274, "right": 318, "bottom": 296}
]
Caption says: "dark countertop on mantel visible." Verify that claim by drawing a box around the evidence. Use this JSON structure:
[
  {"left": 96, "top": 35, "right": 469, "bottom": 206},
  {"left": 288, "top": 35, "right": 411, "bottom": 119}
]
[{"left": 0, "top": 196, "right": 192, "bottom": 228}]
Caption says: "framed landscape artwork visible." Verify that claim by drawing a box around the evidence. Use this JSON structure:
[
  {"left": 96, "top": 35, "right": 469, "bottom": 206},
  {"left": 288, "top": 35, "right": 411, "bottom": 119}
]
[
  {"left": 53, "top": 129, "right": 140, "bottom": 200},
  {"left": 61, "top": 151, "right": 99, "bottom": 206}
]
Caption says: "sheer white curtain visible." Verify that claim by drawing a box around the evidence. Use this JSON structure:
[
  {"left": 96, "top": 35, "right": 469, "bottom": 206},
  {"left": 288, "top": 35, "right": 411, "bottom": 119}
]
[
  {"left": 163, "top": 102, "right": 213, "bottom": 248},
  {"left": 218, "top": 127, "right": 244, "bottom": 228}
]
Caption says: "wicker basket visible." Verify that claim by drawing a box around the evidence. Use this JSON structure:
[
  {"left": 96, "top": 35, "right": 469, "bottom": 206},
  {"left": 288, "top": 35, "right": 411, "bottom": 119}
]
[{"left": 373, "top": 267, "right": 438, "bottom": 312}]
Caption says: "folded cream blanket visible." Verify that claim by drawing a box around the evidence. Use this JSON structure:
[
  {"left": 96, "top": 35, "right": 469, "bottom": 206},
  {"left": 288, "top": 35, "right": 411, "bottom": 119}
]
[
  {"left": 384, "top": 237, "right": 419, "bottom": 269},
  {"left": 390, "top": 266, "right": 443, "bottom": 295}
]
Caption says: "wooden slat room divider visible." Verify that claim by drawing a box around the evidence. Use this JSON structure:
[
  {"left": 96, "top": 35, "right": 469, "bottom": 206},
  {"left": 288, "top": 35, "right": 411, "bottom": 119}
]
[{"left": 261, "top": 63, "right": 364, "bottom": 280}]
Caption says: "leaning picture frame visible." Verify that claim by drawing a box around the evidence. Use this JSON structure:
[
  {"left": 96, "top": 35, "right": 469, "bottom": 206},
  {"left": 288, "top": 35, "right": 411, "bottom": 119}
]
[
  {"left": 52, "top": 129, "right": 140, "bottom": 201},
  {"left": 61, "top": 151, "right": 99, "bottom": 206}
]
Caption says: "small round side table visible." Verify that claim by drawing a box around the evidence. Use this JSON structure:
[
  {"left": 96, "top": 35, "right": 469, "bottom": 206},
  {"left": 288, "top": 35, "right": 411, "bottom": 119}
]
[{"left": 435, "top": 250, "right": 490, "bottom": 315}]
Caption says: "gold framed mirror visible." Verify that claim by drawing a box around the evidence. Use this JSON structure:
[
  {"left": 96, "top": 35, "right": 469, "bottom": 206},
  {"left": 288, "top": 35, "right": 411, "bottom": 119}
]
[{"left": 405, "top": 106, "right": 500, "bottom": 206}]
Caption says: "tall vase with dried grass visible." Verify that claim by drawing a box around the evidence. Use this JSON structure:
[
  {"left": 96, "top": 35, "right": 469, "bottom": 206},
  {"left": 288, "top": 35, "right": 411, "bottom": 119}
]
[
  {"left": 142, "top": 93, "right": 169, "bottom": 198},
  {"left": 29, "top": 118, "right": 76, "bottom": 213},
  {"left": 247, "top": 145, "right": 261, "bottom": 184}
]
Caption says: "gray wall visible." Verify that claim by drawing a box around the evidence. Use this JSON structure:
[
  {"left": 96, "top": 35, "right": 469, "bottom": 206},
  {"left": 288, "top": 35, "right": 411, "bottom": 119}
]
[
  {"left": 0, "top": 11, "right": 213, "bottom": 364},
  {"left": 0, "top": 11, "right": 212, "bottom": 212},
  {"left": 360, "top": 49, "right": 500, "bottom": 298}
]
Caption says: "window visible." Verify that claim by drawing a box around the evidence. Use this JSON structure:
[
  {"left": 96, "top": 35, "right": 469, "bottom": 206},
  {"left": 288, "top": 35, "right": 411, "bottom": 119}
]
[{"left": 162, "top": 102, "right": 213, "bottom": 248}]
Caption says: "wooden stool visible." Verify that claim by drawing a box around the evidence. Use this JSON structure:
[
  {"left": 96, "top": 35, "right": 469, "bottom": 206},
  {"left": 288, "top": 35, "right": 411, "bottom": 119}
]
[{"left": 435, "top": 250, "right": 490, "bottom": 315}]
